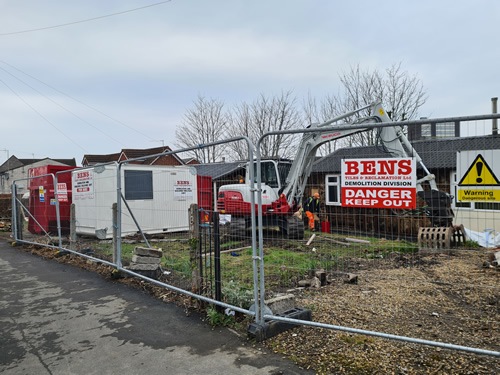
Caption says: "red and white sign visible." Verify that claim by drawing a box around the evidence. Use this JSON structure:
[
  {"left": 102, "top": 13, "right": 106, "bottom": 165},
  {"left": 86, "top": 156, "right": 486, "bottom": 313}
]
[
  {"left": 73, "top": 170, "right": 94, "bottom": 199},
  {"left": 341, "top": 158, "right": 417, "bottom": 209},
  {"left": 174, "top": 180, "right": 193, "bottom": 201},
  {"left": 56, "top": 183, "right": 68, "bottom": 202}
]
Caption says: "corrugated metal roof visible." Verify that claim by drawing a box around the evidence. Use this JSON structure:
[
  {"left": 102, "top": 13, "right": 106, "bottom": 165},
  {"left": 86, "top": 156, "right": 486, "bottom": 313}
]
[
  {"left": 192, "top": 162, "right": 245, "bottom": 180},
  {"left": 312, "top": 135, "right": 500, "bottom": 173}
]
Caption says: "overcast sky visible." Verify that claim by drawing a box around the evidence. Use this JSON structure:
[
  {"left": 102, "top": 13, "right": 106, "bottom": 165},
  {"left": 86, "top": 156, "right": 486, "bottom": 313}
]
[{"left": 1, "top": 0, "right": 498, "bottom": 166}]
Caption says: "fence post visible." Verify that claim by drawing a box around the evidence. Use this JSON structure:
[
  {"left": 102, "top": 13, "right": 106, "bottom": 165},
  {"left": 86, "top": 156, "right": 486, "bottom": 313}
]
[
  {"left": 189, "top": 204, "right": 201, "bottom": 293},
  {"left": 213, "top": 211, "right": 222, "bottom": 312},
  {"left": 112, "top": 202, "right": 118, "bottom": 265},
  {"left": 70, "top": 203, "right": 76, "bottom": 251},
  {"left": 13, "top": 185, "right": 23, "bottom": 241}
]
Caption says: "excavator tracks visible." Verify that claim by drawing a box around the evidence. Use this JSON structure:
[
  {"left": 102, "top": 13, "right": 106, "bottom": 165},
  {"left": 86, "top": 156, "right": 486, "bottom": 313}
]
[{"left": 285, "top": 216, "right": 305, "bottom": 240}]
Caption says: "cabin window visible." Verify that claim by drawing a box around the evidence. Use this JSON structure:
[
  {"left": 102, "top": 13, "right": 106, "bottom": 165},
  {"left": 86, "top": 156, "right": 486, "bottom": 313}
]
[{"left": 125, "top": 170, "right": 153, "bottom": 200}]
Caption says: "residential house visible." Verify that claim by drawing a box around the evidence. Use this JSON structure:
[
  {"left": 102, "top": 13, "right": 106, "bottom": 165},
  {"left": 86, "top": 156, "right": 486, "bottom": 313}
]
[
  {"left": 81, "top": 146, "right": 184, "bottom": 167},
  {"left": 182, "top": 157, "right": 200, "bottom": 165},
  {"left": 0, "top": 156, "right": 76, "bottom": 195}
]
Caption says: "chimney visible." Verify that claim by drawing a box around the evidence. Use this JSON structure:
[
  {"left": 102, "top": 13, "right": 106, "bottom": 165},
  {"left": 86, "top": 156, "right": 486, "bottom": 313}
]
[{"left": 492, "top": 97, "right": 498, "bottom": 135}]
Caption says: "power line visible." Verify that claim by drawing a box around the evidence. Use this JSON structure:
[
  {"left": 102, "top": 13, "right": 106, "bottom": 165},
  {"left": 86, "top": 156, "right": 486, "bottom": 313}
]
[
  {"left": 0, "top": 66, "right": 128, "bottom": 148},
  {"left": 0, "top": 1, "right": 172, "bottom": 36},
  {"left": 0, "top": 78, "right": 87, "bottom": 153},
  {"left": 0, "top": 60, "right": 155, "bottom": 141}
]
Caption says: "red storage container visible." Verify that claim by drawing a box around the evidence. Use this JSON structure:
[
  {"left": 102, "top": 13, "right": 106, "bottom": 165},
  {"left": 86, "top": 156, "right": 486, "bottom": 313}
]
[
  {"left": 28, "top": 165, "right": 76, "bottom": 234},
  {"left": 197, "top": 174, "right": 213, "bottom": 223}
]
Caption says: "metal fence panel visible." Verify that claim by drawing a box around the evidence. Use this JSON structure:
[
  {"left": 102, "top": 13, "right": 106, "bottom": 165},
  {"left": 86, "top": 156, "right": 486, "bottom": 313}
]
[
  {"left": 254, "top": 112, "right": 500, "bottom": 357},
  {"left": 9, "top": 111, "right": 500, "bottom": 359}
]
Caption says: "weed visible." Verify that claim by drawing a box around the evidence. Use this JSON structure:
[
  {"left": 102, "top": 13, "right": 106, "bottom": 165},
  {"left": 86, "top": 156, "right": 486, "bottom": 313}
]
[
  {"left": 222, "top": 280, "right": 254, "bottom": 309},
  {"left": 206, "top": 305, "right": 235, "bottom": 327},
  {"left": 463, "top": 240, "right": 480, "bottom": 248},
  {"left": 340, "top": 334, "right": 374, "bottom": 346},
  {"left": 187, "top": 237, "right": 199, "bottom": 251}
]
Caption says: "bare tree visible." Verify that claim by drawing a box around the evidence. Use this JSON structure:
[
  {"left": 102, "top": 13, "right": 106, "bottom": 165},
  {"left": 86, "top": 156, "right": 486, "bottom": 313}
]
[
  {"left": 227, "top": 91, "right": 302, "bottom": 160},
  {"left": 301, "top": 92, "right": 346, "bottom": 156},
  {"left": 335, "top": 63, "right": 427, "bottom": 147},
  {"left": 175, "top": 95, "right": 228, "bottom": 163},
  {"left": 300, "top": 63, "right": 426, "bottom": 154},
  {"left": 227, "top": 102, "right": 252, "bottom": 160}
]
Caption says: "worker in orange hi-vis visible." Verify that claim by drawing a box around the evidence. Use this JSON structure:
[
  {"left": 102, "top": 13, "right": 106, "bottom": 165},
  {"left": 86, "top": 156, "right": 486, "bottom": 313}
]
[{"left": 304, "top": 192, "right": 320, "bottom": 231}]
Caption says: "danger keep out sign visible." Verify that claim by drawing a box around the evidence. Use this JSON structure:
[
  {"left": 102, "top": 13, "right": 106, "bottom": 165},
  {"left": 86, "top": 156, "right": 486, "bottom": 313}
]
[{"left": 341, "top": 158, "right": 417, "bottom": 209}]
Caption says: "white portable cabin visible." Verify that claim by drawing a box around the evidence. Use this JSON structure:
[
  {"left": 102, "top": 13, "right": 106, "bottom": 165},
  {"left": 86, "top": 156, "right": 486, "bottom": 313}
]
[{"left": 72, "top": 164, "right": 199, "bottom": 238}]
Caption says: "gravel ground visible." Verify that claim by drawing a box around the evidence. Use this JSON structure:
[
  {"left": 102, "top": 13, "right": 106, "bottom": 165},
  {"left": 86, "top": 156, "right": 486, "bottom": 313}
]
[{"left": 263, "top": 251, "right": 499, "bottom": 374}]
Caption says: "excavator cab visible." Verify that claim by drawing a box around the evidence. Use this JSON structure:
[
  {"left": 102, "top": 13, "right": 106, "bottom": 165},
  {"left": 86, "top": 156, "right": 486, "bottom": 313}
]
[{"left": 250, "top": 160, "right": 292, "bottom": 191}]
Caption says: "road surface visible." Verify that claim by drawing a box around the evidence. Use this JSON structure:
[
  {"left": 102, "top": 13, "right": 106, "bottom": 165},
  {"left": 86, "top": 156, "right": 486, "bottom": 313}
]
[{"left": 0, "top": 239, "right": 310, "bottom": 374}]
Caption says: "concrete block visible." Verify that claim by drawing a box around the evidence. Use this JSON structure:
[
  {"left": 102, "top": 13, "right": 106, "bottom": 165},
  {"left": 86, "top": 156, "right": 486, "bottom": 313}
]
[
  {"left": 247, "top": 307, "right": 312, "bottom": 342},
  {"left": 134, "top": 246, "right": 163, "bottom": 258},
  {"left": 265, "top": 294, "right": 295, "bottom": 314},
  {"left": 128, "top": 263, "right": 159, "bottom": 271},
  {"left": 132, "top": 255, "right": 161, "bottom": 264}
]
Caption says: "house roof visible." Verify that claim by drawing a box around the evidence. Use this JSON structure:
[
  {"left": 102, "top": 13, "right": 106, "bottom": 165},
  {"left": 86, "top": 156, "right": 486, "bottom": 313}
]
[
  {"left": 0, "top": 156, "right": 76, "bottom": 173},
  {"left": 121, "top": 146, "right": 170, "bottom": 160},
  {"left": 82, "top": 146, "right": 184, "bottom": 166},
  {"left": 312, "top": 135, "right": 500, "bottom": 173},
  {"left": 182, "top": 157, "right": 200, "bottom": 165},
  {"left": 82, "top": 153, "right": 121, "bottom": 164},
  {"left": 192, "top": 162, "right": 244, "bottom": 180}
]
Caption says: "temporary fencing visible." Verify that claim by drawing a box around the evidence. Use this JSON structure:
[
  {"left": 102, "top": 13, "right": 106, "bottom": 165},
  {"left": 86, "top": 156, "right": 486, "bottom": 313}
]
[
  {"left": 9, "top": 111, "right": 500, "bottom": 358},
  {"left": 253, "top": 112, "right": 500, "bottom": 357},
  {"left": 11, "top": 137, "right": 263, "bottom": 320}
]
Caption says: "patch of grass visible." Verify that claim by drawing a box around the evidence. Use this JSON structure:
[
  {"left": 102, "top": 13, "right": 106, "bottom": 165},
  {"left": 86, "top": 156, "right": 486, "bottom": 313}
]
[
  {"left": 220, "top": 240, "right": 241, "bottom": 249},
  {"left": 163, "top": 250, "right": 191, "bottom": 276},
  {"left": 462, "top": 240, "right": 480, "bottom": 248},
  {"left": 93, "top": 242, "right": 139, "bottom": 263},
  {"left": 340, "top": 334, "right": 374, "bottom": 346}
]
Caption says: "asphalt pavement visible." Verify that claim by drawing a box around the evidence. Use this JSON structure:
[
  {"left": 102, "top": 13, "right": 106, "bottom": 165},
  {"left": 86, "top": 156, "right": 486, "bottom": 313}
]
[{"left": 0, "top": 238, "right": 311, "bottom": 375}]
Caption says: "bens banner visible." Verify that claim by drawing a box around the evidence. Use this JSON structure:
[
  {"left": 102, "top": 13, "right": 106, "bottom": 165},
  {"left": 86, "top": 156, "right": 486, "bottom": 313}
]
[{"left": 341, "top": 158, "right": 417, "bottom": 209}]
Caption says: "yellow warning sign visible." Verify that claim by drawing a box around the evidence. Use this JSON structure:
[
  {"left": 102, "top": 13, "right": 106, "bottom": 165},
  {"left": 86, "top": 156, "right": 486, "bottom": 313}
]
[
  {"left": 458, "top": 154, "right": 500, "bottom": 186},
  {"left": 457, "top": 189, "right": 500, "bottom": 201}
]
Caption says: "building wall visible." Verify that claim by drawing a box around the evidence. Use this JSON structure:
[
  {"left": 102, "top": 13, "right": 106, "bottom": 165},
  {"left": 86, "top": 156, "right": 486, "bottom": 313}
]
[
  {"left": 151, "top": 154, "right": 184, "bottom": 166},
  {"left": 0, "top": 160, "right": 69, "bottom": 195},
  {"left": 307, "top": 169, "right": 453, "bottom": 239}
]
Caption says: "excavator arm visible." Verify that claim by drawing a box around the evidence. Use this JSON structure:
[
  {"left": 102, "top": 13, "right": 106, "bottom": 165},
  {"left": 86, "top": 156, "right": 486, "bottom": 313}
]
[{"left": 281, "top": 102, "right": 453, "bottom": 226}]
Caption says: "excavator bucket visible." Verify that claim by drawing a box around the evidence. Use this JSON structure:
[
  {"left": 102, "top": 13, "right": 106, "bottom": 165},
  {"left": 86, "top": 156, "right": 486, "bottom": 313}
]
[{"left": 418, "top": 225, "right": 467, "bottom": 252}]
